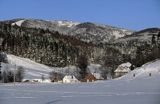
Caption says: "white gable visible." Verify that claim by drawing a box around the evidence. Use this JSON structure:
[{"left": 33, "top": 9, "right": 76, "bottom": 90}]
[
  {"left": 63, "top": 75, "right": 79, "bottom": 83},
  {"left": 92, "top": 73, "right": 104, "bottom": 80}
]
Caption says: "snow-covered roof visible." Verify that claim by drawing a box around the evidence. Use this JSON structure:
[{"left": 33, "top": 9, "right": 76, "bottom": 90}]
[
  {"left": 120, "top": 62, "right": 131, "bottom": 68},
  {"left": 114, "top": 62, "right": 131, "bottom": 73},
  {"left": 92, "top": 73, "right": 103, "bottom": 80},
  {"left": 63, "top": 75, "right": 78, "bottom": 80}
]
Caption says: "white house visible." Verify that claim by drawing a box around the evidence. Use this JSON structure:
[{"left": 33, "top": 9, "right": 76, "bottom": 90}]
[
  {"left": 92, "top": 72, "right": 104, "bottom": 80},
  {"left": 63, "top": 75, "right": 79, "bottom": 83},
  {"left": 114, "top": 62, "right": 132, "bottom": 78}
]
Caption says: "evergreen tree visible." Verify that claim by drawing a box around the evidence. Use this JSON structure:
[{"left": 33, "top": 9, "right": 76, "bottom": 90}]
[
  {"left": 158, "top": 32, "right": 160, "bottom": 40},
  {"left": 77, "top": 55, "right": 88, "bottom": 80},
  {"left": 152, "top": 34, "right": 156, "bottom": 44}
]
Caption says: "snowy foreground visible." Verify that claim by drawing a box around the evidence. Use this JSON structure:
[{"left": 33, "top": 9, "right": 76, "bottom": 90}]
[{"left": 0, "top": 76, "right": 160, "bottom": 104}]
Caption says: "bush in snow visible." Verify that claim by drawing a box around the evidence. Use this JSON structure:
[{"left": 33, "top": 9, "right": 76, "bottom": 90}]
[
  {"left": 49, "top": 71, "right": 63, "bottom": 82},
  {"left": 41, "top": 74, "right": 45, "bottom": 82}
]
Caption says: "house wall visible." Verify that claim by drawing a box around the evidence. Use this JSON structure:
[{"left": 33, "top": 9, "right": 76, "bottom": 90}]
[{"left": 114, "top": 72, "right": 127, "bottom": 78}]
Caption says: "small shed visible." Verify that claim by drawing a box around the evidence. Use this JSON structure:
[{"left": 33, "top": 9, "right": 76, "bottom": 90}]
[
  {"left": 63, "top": 75, "right": 79, "bottom": 83},
  {"left": 84, "top": 74, "right": 96, "bottom": 82}
]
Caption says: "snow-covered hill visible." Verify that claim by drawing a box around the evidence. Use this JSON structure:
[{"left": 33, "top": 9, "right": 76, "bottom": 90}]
[
  {"left": 1, "top": 54, "right": 103, "bottom": 80},
  {"left": 1, "top": 54, "right": 54, "bottom": 79},
  {"left": 119, "top": 59, "right": 160, "bottom": 80},
  {"left": 2, "top": 54, "right": 160, "bottom": 81}
]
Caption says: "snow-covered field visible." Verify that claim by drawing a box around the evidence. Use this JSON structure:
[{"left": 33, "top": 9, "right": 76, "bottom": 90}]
[
  {"left": 0, "top": 75, "right": 160, "bottom": 104},
  {"left": 0, "top": 55, "right": 160, "bottom": 104}
]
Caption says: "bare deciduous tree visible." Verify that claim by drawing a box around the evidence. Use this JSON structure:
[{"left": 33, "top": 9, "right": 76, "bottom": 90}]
[{"left": 15, "top": 66, "right": 25, "bottom": 82}]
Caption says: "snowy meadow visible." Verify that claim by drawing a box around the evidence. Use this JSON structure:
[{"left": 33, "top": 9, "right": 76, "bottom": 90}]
[{"left": 0, "top": 75, "right": 160, "bottom": 104}]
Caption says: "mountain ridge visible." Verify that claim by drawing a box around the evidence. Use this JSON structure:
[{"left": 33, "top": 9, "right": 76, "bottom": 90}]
[{"left": 0, "top": 18, "right": 134, "bottom": 44}]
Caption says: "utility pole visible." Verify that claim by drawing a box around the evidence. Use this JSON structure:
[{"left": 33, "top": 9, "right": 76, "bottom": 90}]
[
  {"left": 0, "top": 62, "right": 2, "bottom": 81},
  {"left": 14, "top": 63, "right": 16, "bottom": 86}
]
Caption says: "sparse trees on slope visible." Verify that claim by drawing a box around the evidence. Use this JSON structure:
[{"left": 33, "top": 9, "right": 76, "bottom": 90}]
[
  {"left": 2, "top": 71, "right": 8, "bottom": 83},
  {"left": 1, "top": 70, "right": 14, "bottom": 83},
  {"left": 1, "top": 66, "right": 25, "bottom": 83}
]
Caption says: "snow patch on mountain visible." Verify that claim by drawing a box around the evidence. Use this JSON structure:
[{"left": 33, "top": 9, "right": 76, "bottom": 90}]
[
  {"left": 112, "top": 31, "right": 125, "bottom": 39},
  {"left": 51, "top": 20, "right": 80, "bottom": 27},
  {"left": 11, "top": 20, "right": 25, "bottom": 26}
]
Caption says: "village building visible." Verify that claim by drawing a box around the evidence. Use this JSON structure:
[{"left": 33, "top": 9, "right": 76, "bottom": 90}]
[
  {"left": 63, "top": 75, "right": 79, "bottom": 83},
  {"left": 84, "top": 74, "right": 96, "bottom": 82},
  {"left": 92, "top": 72, "right": 104, "bottom": 80},
  {"left": 114, "top": 62, "right": 131, "bottom": 78}
]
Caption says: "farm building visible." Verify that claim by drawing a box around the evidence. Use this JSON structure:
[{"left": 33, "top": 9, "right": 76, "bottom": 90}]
[
  {"left": 84, "top": 74, "right": 96, "bottom": 82},
  {"left": 63, "top": 75, "right": 79, "bottom": 83},
  {"left": 114, "top": 62, "right": 131, "bottom": 78}
]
